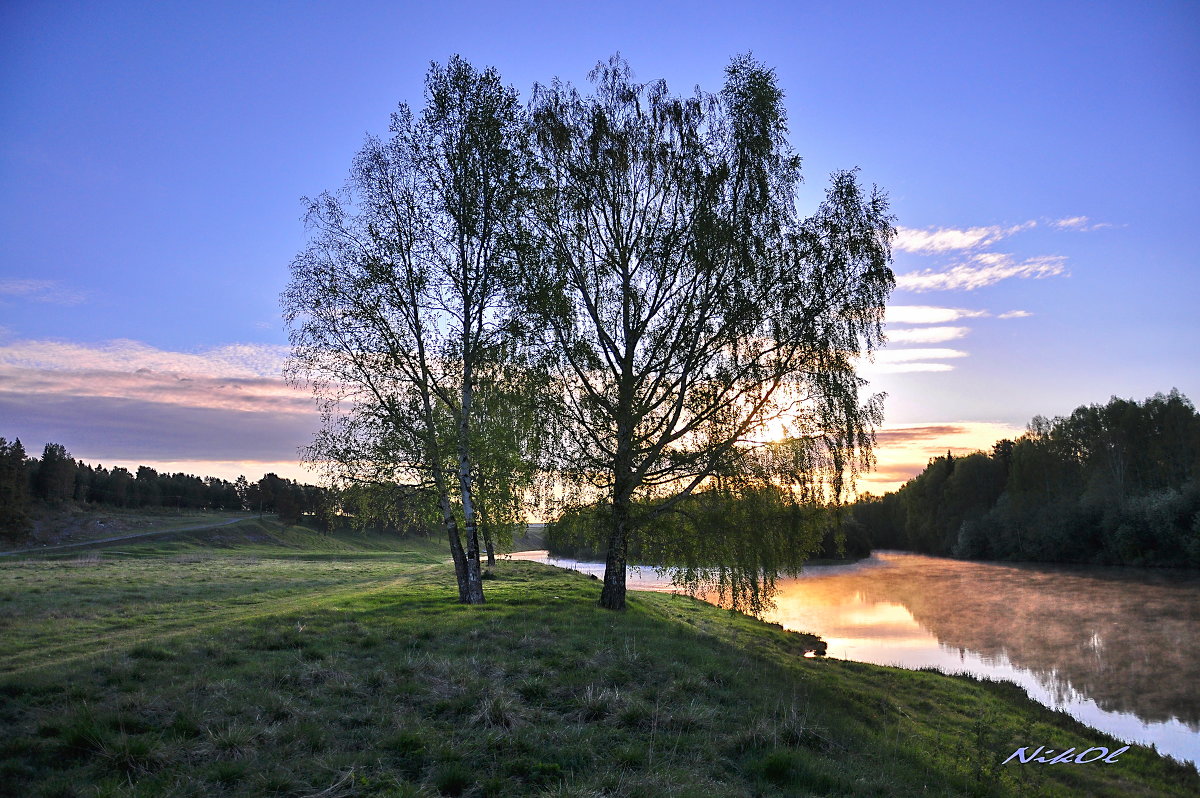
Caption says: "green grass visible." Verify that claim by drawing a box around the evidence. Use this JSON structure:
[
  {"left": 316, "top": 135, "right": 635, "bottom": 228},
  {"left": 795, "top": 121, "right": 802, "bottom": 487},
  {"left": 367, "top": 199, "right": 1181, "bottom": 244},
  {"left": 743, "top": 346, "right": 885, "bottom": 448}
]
[
  {"left": 2, "top": 508, "right": 256, "bottom": 553},
  {"left": 0, "top": 519, "right": 1195, "bottom": 797}
]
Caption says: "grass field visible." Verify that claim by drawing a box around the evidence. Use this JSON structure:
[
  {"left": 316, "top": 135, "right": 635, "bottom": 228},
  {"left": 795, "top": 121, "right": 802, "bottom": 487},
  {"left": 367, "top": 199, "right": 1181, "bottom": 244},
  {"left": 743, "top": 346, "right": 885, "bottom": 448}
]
[
  {"left": 0, "top": 519, "right": 1196, "bottom": 797},
  {"left": 1, "top": 507, "right": 255, "bottom": 553}
]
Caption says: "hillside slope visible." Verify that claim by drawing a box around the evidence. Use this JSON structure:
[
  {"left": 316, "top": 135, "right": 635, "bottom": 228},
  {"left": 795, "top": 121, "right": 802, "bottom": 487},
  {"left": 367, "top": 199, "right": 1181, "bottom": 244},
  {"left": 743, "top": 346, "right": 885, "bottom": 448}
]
[{"left": 0, "top": 523, "right": 1194, "bottom": 796}]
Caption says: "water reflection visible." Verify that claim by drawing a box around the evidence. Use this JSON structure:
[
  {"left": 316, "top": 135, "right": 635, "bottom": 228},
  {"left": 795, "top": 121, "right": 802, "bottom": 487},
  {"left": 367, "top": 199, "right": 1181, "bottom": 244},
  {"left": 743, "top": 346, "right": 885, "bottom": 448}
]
[{"left": 508, "top": 550, "right": 1200, "bottom": 765}]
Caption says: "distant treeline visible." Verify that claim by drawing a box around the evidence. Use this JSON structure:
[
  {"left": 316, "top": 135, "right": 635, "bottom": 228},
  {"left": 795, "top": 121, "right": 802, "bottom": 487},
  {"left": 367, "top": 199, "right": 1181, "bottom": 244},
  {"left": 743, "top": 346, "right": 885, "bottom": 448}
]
[
  {"left": 853, "top": 390, "right": 1200, "bottom": 568},
  {"left": 0, "top": 439, "right": 329, "bottom": 536}
]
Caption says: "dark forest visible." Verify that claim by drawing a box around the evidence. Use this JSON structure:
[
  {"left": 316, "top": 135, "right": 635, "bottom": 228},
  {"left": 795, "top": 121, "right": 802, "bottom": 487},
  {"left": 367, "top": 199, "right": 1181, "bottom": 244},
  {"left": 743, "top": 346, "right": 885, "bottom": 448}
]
[
  {"left": 852, "top": 390, "right": 1200, "bottom": 567},
  {"left": 0, "top": 440, "right": 325, "bottom": 535}
]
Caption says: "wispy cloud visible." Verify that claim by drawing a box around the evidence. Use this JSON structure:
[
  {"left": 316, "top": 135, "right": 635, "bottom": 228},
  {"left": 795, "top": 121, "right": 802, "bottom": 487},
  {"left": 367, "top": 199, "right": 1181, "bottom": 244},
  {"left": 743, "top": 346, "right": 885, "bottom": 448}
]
[
  {"left": 891, "top": 215, "right": 1105, "bottom": 293},
  {"left": 878, "top": 305, "right": 1029, "bottom": 374},
  {"left": 1052, "top": 215, "right": 1111, "bottom": 231},
  {"left": 0, "top": 338, "right": 315, "bottom": 467},
  {"left": 0, "top": 279, "right": 87, "bottom": 306},
  {"left": 0, "top": 392, "right": 315, "bottom": 464},
  {"left": 1053, "top": 216, "right": 1089, "bottom": 229},
  {"left": 895, "top": 253, "right": 1067, "bottom": 292},
  {"left": 861, "top": 347, "right": 968, "bottom": 374},
  {"left": 0, "top": 338, "right": 290, "bottom": 378},
  {"left": 894, "top": 216, "right": 1106, "bottom": 255},
  {"left": 885, "top": 305, "right": 989, "bottom": 324},
  {"left": 886, "top": 326, "right": 969, "bottom": 344},
  {"left": 874, "top": 424, "right": 970, "bottom": 445},
  {"left": 893, "top": 221, "right": 1036, "bottom": 254},
  {"left": 856, "top": 421, "right": 1027, "bottom": 496},
  {"left": 869, "top": 362, "right": 957, "bottom": 374},
  {"left": 2, "top": 368, "right": 309, "bottom": 415},
  {"left": 875, "top": 348, "right": 969, "bottom": 363},
  {"left": 867, "top": 214, "right": 1098, "bottom": 396},
  {"left": 880, "top": 308, "right": 980, "bottom": 372}
]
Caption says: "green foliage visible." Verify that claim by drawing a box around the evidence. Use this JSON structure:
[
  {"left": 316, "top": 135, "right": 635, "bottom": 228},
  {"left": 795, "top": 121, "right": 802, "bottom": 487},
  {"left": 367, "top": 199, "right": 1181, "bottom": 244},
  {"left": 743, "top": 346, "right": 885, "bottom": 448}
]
[
  {"left": 551, "top": 483, "right": 856, "bottom": 613},
  {"left": 336, "top": 482, "right": 432, "bottom": 535},
  {"left": 647, "top": 485, "right": 828, "bottom": 613},
  {"left": 856, "top": 390, "right": 1200, "bottom": 567}
]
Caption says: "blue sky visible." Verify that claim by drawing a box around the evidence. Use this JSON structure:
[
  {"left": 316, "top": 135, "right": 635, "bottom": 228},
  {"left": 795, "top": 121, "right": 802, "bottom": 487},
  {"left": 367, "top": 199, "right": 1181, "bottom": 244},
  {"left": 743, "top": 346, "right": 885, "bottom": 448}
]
[{"left": 1, "top": 0, "right": 1197, "bottom": 489}]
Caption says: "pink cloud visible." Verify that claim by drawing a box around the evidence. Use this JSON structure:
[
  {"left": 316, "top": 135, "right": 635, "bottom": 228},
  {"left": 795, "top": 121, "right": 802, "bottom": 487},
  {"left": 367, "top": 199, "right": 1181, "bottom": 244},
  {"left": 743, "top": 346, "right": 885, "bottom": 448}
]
[
  {"left": 0, "top": 367, "right": 310, "bottom": 414},
  {"left": 0, "top": 338, "right": 318, "bottom": 469},
  {"left": 0, "top": 338, "right": 289, "bottom": 377},
  {"left": 856, "top": 421, "right": 1026, "bottom": 496}
]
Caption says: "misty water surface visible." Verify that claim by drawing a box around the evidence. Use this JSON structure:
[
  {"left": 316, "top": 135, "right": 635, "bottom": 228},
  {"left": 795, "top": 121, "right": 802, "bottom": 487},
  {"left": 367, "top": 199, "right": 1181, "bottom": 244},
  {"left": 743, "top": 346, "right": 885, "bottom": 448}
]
[{"left": 509, "top": 550, "right": 1200, "bottom": 765}]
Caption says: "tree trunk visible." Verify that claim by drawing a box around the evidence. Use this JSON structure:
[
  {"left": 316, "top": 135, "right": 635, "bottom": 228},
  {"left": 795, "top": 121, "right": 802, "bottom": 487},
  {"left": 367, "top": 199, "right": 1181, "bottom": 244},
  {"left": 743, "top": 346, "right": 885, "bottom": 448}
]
[
  {"left": 411, "top": 299, "right": 472, "bottom": 603},
  {"left": 477, "top": 475, "right": 497, "bottom": 566},
  {"left": 600, "top": 462, "right": 633, "bottom": 610},
  {"left": 456, "top": 454, "right": 485, "bottom": 604},
  {"left": 456, "top": 357, "right": 485, "bottom": 604},
  {"left": 601, "top": 364, "right": 636, "bottom": 610},
  {"left": 426, "top": 402, "right": 470, "bottom": 603},
  {"left": 599, "top": 512, "right": 629, "bottom": 609},
  {"left": 440, "top": 495, "right": 470, "bottom": 603},
  {"left": 460, "top": 509, "right": 485, "bottom": 603},
  {"left": 482, "top": 523, "right": 497, "bottom": 567}
]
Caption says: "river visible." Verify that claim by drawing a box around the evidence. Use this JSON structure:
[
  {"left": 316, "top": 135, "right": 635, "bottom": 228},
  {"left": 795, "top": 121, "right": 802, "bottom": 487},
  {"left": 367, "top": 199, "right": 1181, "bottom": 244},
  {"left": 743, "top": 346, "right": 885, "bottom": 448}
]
[{"left": 506, "top": 549, "right": 1200, "bottom": 766}]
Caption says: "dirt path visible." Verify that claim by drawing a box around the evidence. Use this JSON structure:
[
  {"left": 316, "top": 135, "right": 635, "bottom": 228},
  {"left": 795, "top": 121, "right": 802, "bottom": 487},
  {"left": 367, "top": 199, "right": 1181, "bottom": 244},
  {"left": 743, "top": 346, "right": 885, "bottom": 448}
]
[{"left": 0, "top": 515, "right": 257, "bottom": 558}]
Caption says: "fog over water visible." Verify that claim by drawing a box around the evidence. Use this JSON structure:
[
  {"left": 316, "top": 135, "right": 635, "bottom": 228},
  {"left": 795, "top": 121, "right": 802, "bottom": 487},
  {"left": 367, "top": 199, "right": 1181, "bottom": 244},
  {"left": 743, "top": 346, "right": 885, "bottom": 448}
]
[{"left": 509, "top": 550, "right": 1200, "bottom": 766}]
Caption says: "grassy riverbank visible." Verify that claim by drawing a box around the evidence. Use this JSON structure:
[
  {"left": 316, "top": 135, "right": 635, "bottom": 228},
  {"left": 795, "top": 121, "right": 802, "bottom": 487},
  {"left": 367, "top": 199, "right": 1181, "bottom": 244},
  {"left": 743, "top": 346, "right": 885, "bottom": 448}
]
[{"left": 0, "top": 520, "right": 1195, "bottom": 797}]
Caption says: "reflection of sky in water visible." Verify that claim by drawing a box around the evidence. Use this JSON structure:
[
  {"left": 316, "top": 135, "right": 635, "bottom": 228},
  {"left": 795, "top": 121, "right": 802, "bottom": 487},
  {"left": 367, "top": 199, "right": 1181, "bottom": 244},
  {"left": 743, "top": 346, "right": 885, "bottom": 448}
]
[{"left": 508, "top": 550, "right": 1200, "bottom": 766}]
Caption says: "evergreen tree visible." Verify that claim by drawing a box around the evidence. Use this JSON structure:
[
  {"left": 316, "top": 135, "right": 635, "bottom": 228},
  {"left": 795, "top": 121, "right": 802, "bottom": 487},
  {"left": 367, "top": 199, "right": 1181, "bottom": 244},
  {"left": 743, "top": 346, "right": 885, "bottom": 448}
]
[
  {"left": 34, "top": 443, "right": 76, "bottom": 503},
  {"left": 0, "top": 438, "right": 31, "bottom": 537}
]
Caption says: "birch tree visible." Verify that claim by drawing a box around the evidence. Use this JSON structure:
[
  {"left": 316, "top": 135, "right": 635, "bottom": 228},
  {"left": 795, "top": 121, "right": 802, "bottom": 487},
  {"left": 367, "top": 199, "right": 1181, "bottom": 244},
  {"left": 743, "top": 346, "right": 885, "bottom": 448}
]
[
  {"left": 283, "top": 56, "right": 528, "bottom": 604},
  {"left": 527, "top": 54, "right": 895, "bottom": 610}
]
